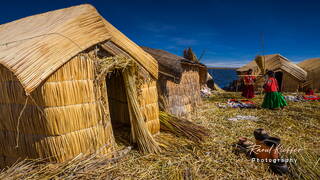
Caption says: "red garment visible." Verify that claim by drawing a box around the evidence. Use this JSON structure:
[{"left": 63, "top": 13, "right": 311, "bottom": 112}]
[
  {"left": 264, "top": 77, "right": 279, "bottom": 92},
  {"left": 303, "top": 95, "right": 320, "bottom": 100},
  {"left": 244, "top": 75, "right": 256, "bottom": 85},
  {"left": 306, "top": 89, "right": 314, "bottom": 95},
  {"left": 242, "top": 85, "right": 255, "bottom": 99}
]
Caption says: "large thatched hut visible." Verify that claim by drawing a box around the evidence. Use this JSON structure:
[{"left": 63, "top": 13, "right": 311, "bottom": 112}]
[
  {"left": 142, "top": 47, "right": 207, "bottom": 118},
  {"left": 0, "top": 4, "right": 160, "bottom": 167},
  {"left": 237, "top": 54, "right": 307, "bottom": 92},
  {"left": 298, "top": 58, "right": 320, "bottom": 91}
]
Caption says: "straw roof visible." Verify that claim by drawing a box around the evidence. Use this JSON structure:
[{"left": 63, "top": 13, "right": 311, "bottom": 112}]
[
  {"left": 298, "top": 58, "right": 320, "bottom": 89},
  {"left": 237, "top": 54, "right": 307, "bottom": 81},
  {"left": 0, "top": 4, "right": 158, "bottom": 94},
  {"left": 141, "top": 47, "right": 206, "bottom": 82},
  {"left": 298, "top": 58, "right": 320, "bottom": 72}
]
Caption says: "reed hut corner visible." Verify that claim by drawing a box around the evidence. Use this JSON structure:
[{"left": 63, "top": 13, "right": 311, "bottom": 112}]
[
  {"left": 298, "top": 58, "right": 320, "bottom": 91},
  {"left": 0, "top": 4, "right": 160, "bottom": 167},
  {"left": 237, "top": 54, "right": 307, "bottom": 92},
  {"left": 142, "top": 47, "right": 207, "bottom": 118}
]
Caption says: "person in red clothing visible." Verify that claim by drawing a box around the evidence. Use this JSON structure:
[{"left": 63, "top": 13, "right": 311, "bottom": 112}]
[
  {"left": 305, "top": 88, "right": 314, "bottom": 95},
  {"left": 242, "top": 69, "right": 256, "bottom": 99},
  {"left": 262, "top": 71, "right": 287, "bottom": 109}
]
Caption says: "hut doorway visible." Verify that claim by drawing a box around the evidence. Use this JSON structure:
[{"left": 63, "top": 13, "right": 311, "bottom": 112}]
[
  {"left": 275, "top": 71, "right": 283, "bottom": 92},
  {"left": 106, "top": 70, "right": 131, "bottom": 143}
]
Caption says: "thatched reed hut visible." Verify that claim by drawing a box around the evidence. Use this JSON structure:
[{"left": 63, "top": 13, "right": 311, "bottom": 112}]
[
  {"left": 0, "top": 4, "right": 160, "bottom": 167},
  {"left": 142, "top": 47, "right": 207, "bottom": 118},
  {"left": 237, "top": 54, "right": 307, "bottom": 92},
  {"left": 298, "top": 58, "right": 320, "bottom": 91}
]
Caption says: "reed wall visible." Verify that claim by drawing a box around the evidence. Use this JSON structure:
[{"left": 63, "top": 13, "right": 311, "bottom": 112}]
[
  {"left": 158, "top": 66, "right": 202, "bottom": 118},
  {"left": 306, "top": 70, "right": 320, "bottom": 90},
  {"left": 282, "top": 72, "right": 301, "bottom": 92},
  {"left": 139, "top": 78, "right": 160, "bottom": 134},
  {"left": 0, "top": 54, "right": 115, "bottom": 166}
]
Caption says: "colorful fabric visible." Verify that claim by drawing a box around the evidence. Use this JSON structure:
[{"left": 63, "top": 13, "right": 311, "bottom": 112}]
[
  {"left": 303, "top": 95, "right": 320, "bottom": 101},
  {"left": 242, "top": 84, "right": 255, "bottom": 99},
  {"left": 226, "top": 99, "right": 256, "bottom": 108},
  {"left": 262, "top": 92, "right": 288, "bottom": 109},
  {"left": 264, "top": 77, "right": 279, "bottom": 92}
]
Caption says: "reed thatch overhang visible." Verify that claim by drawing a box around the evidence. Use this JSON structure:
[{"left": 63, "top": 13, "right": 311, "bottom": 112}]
[
  {"left": 298, "top": 58, "right": 320, "bottom": 72},
  {"left": 237, "top": 54, "right": 307, "bottom": 81},
  {"left": 0, "top": 4, "right": 158, "bottom": 95},
  {"left": 141, "top": 47, "right": 207, "bottom": 83},
  {"left": 297, "top": 58, "right": 320, "bottom": 89}
]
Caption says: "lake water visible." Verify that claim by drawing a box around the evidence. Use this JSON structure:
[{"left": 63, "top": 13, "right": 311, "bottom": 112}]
[{"left": 208, "top": 69, "right": 238, "bottom": 89}]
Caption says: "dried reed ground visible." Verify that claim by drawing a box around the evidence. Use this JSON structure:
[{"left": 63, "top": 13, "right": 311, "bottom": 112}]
[{"left": 1, "top": 92, "right": 319, "bottom": 179}]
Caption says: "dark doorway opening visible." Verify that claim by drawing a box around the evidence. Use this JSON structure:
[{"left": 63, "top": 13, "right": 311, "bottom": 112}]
[
  {"left": 106, "top": 70, "right": 131, "bottom": 144},
  {"left": 274, "top": 71, "right": 283, "bottom": 92}
]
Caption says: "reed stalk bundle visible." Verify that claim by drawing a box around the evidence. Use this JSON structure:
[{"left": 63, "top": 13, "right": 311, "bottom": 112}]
[
  {"left": 123, "top": 68, "right": 160, "bottom": 154},
  {"left": 183, "top": 48, "right": 199, "bottom": 63},
  {"left": 159, "top": 111, "right": 209, "bottom": 142},
  {"left": 254, "top": 55, "right": 265, "bottom": 75}
]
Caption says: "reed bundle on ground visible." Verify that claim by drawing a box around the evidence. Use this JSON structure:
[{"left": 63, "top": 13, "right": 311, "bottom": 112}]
[{"left": 159, "top": 111, "right": 209, "bottom": 142}]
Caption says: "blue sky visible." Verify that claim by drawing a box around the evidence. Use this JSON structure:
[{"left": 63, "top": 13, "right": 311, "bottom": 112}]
[{"left": 1, "top": 0, "right": 319, "bottom": 67}]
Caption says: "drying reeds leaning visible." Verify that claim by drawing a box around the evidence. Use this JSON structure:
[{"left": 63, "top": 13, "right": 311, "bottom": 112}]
[
  {"left": 183, "top": 47, "right": 199, "bottom": 63},
  {"left": 254, "top": 55, "right": 265, "bottom": 75},
  {"left": 123, "top": 67, "right": 161, "bottom": 154},
  {"left": 159, "top": 111, "right": 209, "bottom": 142}
]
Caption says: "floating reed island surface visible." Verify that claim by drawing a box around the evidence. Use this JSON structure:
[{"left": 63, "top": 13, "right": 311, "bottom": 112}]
[{"left": 1, "top": 92, "right": 319, "bottom": 179}]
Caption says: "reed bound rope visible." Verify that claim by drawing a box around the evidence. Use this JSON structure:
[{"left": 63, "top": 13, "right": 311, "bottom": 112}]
[{"left": 15, "top": 97, "right": 29, "bottom": 148}]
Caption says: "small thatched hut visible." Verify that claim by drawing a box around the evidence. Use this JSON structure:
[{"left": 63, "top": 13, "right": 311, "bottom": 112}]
[
  {"left": 237, "top": 54, "right": 307, "bottom": 92},
  {"left": 142, "top": 47, "right": 207, "bottom": 118},
  {"left": 298, "top": 58, "right": 320, "bottom": 91},
  {"left": 0, "top": 4, "right": 160, "bottom": 167}
]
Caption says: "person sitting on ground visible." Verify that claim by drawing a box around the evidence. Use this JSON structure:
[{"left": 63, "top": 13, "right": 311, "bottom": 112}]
[
  {"left": 262, "top": 71, "right": 287, "bottom": 109},
  {"left": 242, "top": 69, "right": 256, "bottom": 99}
]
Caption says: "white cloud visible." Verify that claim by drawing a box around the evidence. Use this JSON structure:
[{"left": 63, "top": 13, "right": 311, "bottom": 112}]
[
  {"left": 142, "top": 23, "right": 176, "bottom": 33},
  {"left": 170, "top": 37, "right": 198, "bottom": 46},
  {"left": 204, "top": 60, "right": 251, "bottom": 68}
]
